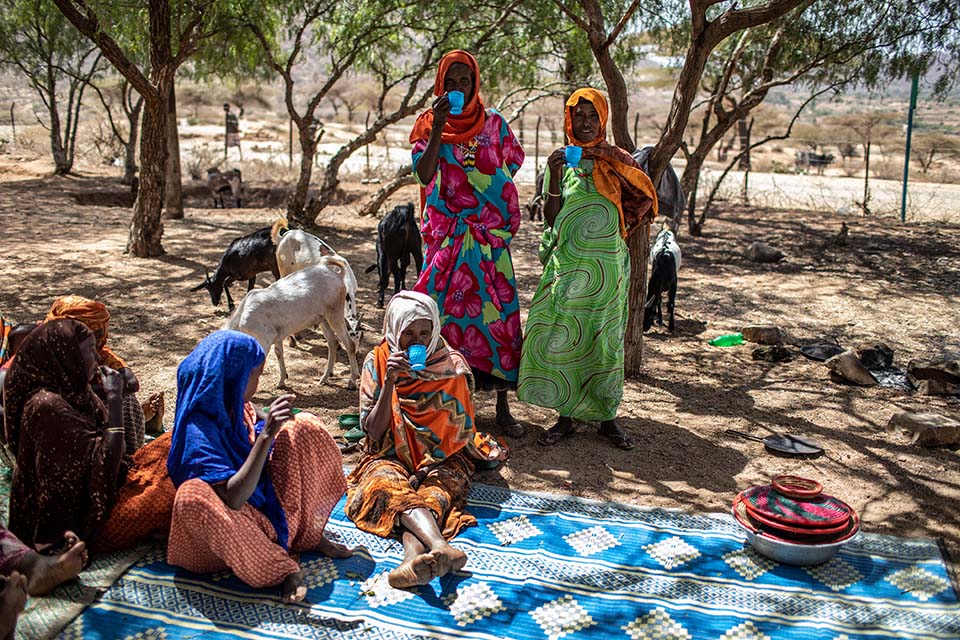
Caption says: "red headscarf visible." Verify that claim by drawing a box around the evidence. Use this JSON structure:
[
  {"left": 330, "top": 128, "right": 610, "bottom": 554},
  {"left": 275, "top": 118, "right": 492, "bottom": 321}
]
[
  {"left": 409, "top": 50, "right": 486, "bottom": 145},
  {"left": 564, "top": 88, "right": 658, "bottom": 237}
]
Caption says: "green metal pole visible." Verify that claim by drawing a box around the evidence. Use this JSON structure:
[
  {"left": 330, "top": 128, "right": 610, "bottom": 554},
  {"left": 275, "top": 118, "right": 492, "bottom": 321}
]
[{"left": 900, "top": 71, "right": 919, "bottom": 223}]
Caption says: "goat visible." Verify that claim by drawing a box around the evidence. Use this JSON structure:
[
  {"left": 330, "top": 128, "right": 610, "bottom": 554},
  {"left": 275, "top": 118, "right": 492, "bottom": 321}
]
[
  {"left": 364, "top": 202, "right": 423, "bottom": 308},
  {"left": 275, "top": 228, "right": 363, "bottom": 346},
  {"left": 224, "top": 256, "right": 360, "bottom": 389},
  {"left": 207, "top": 168, "right": 243, "bottom": 208},
  {"left": 643, "top": 226, "right": 682, "bottom": 333},
  {"left": 633, "top": 146, "right": 686, "bottom": 231},
  {"left": 526, "top": 171, "right": 544, "bottom": 221},
  {"left": 191, "top": 219, "right": 285, "bottom": 310}
]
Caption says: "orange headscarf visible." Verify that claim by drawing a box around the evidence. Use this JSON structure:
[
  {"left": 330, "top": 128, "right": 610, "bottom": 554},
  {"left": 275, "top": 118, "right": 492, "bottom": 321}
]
[
  {"left": 45, "top": 295, "right": 127, "bottom": 370},
  {"left": 409, "top": 50, "right": 486, "bottom": 145},
  {"left": 564, "top": 88, "right": 658, "bottom": 237}
]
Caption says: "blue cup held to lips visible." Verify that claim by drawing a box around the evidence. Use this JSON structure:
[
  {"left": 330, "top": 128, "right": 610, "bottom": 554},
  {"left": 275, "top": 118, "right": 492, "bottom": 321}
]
[
  {"left": 565, "top": 145, "right": 582, "bottom": 167},
  {"left": 447, "top": 91, "right": 464, "bottom": 116},
  {"left": 407, "top": 344, "right": 427, "bottom": 371}
]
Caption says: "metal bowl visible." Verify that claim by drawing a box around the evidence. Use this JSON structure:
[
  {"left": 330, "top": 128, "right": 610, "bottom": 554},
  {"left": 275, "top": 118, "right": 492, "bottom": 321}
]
[{"left": 734, "top": 517, "right": 859, "bottom": 566}]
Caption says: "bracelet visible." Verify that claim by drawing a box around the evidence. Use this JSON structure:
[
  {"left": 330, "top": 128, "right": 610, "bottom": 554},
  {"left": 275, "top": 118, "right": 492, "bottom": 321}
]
[
  {"left": 105, "top": 427, "right": 124, "bottom": 433},
  {"left": 547, "top": 191, "right": 562, "bottom": 198}
]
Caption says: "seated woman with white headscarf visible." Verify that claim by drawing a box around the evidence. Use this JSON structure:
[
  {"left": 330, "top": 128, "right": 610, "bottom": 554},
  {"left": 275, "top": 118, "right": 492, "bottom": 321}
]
[{"left": 345, "top": 291, "right": 507, "bottom": 589}]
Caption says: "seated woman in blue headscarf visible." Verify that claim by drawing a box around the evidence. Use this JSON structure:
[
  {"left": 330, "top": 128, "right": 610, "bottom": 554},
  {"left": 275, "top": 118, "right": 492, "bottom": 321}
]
[{"left": 166, "top": 330, "right": 350, "bottom": 603}]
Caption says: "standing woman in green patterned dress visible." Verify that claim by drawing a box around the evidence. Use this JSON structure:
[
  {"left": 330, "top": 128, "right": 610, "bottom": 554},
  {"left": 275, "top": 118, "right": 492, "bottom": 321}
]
[{"left": 517, "top": 88, "right": 657, "bottom": 450}]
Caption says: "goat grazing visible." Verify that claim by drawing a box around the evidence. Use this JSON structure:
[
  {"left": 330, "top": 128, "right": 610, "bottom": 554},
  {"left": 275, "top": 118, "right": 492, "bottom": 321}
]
[
  {"left": 207, "top": 168, "right": 243, "bottom": 208},
  {"left": 526, "top": 171, "right": 545, "bottom": 222},
  {"left": 275, "top": 228, "right": 363, "bottom": 346},
  {"left": 225, "top": 256, "right": 360, "bottom": 389},
  {"left": 191, "top": 219, "right": 285, "bottom": 310},
  {"left": 364, "top": 202, "right": 423, "bottom": 308},
  {"left": 643, "top": 226, "right": 682, "bottom": 333}
]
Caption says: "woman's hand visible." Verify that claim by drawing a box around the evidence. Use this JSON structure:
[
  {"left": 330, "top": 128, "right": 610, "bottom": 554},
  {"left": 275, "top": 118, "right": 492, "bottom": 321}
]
[
  {"left": 431, "top": 93, "right": 451, "bottom": 129},
  {"left": 119, "top": 367, "right": 140, "bottom": 393},
  {"left": 261, "top": 394, "right": 295, "bottom": 439},
  {"left": 98, "top": 366, "right": 124, "bottom": 400},
  {"left": 385, "top": 352, "right": 411, "bottom": 385},
  {"left": 547, "top": 147, "right": 566, "bottom": 174}
]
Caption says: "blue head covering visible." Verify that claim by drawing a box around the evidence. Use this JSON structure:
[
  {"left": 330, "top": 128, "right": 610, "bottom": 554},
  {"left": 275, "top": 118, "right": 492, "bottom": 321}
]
[{"left": 166, "top": 330, "right": 289, "bottom": 549}]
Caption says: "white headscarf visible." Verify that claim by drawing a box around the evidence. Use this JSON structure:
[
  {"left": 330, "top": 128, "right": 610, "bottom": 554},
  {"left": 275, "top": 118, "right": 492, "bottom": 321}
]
[{"left": 383, "top": 291, "right": 441, "bottom": 355}]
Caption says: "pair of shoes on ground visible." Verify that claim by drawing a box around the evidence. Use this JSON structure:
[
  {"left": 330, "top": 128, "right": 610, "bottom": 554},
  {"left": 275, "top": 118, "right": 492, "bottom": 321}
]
[{"left": 537, "top": 421, "right": 635, "bottom": 450}]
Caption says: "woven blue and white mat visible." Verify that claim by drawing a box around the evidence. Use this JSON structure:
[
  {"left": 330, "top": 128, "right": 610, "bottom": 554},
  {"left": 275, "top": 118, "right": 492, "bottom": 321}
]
[{"left": 60, "top": 484, "right": 960, "bottom": 639}]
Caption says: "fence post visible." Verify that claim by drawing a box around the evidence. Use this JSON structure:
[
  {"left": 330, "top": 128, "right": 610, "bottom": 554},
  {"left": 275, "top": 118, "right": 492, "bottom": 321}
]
[
  {"left": 900, "top": 71, "right": 919, "bottom": 224},
  {"left": 9, "top": 103, "right": 14, "bottom": 144}
]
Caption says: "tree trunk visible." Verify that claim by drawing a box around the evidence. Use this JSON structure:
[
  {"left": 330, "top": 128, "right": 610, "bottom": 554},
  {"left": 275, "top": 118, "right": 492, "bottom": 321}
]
[
  {"left": 46, "top": 77, "right": 71, "bottom": 174},
  {"left": 593, "top": 46, "right": 634, "bottom": 153},
  {"left": 164, "top": 81, "right": 184, "bottom": 219},
  {"left": 623, "top": 223, "right": 650, "bottom": 377},
  {"left": 357, "top": 167, "right": 415, "bottom": 217},
  {"left": 128, "top": 97, "right": 167, "bottom": 257},
  {"left": 287, "top": 125, "right": 318, "bottom": 227},
  {"left": 737, "top": 117, "right": 751, "bottom": 170},
  {"left": 122, "top": 98, "right": 142, "bottom": 185},
  {"left": 681, "top": 156, "right": 705, "bottom": 235}
]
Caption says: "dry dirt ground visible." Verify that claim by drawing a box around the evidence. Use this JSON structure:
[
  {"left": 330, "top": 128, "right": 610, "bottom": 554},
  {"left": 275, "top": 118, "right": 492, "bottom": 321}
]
[{"left": 1, "top": 159, "right": 959, "bottom": 576}]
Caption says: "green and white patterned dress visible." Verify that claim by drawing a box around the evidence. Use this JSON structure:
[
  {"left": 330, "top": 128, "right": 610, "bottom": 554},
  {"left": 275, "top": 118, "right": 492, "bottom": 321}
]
[{"left": 517, "top": 159, "right": 629, "bottom": 421}]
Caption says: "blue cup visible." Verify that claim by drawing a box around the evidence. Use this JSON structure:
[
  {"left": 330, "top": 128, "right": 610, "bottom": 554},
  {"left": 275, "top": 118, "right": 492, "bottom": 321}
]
[
  {"left": 565, "top": 145, "right": 582, "bottom": 167},
  {"left": 448, "top": 91, "right": 464, "bottom": 116},
  {"left": 407, "top": 344, "right": 427, "bottom": 371}
]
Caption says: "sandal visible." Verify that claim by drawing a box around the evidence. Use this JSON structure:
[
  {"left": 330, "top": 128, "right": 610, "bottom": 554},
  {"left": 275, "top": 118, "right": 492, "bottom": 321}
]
[
  {"left": 598, "top": 424, "right": 635, "bottom": 451},
  {"left": 335, "top": 438, "right": 359, "bottom": 454},
  {"left": 538, "top": 422, "right": 576, "bottom": 446}
]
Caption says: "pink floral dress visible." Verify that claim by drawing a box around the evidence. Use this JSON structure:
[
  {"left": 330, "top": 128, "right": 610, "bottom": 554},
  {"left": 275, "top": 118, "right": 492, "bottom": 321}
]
[{"left": 412, "top": 110, "right": 524, "bottom": 388}]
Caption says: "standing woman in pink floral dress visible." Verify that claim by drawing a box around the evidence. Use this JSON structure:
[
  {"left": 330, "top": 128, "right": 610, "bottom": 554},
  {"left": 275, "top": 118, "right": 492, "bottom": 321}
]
[{"left": 409, "top": 50, "right": 526, "bottom": 436}]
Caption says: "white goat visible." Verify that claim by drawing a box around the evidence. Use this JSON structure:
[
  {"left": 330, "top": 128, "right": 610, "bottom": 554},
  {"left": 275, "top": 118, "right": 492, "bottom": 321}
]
[
  {"left": 224, "top": 256, "right": 360, "bottom": 389},
  {"left": 274, "top": 229, "right": 361, "bottom": 344}
]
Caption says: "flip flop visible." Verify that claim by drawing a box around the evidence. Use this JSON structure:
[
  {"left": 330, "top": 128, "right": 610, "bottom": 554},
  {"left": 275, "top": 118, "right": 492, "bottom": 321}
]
[
  {"left": 343, "top": 426, "right": 365, "bottom": 442},
  {"left": 538, "top": 423, "right": 576, "bottom": 446},
  {"left": 336, "top": 439, "right": 359, "bottom": 454},
  {"left": 599, "top": 426, "right": 635, "bottom": 451}
]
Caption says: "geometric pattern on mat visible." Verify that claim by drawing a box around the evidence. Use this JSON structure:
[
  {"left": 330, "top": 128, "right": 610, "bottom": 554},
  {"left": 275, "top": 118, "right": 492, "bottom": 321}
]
[{"left": 60, "top": 484, "right": 960, "bottom": 639}]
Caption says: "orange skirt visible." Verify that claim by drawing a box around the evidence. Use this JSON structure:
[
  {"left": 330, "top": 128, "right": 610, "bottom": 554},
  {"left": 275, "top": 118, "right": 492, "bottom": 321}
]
[
  {"left": 166, "top": 414, "right": 345, "bottom": 588},
  {"left": 94, "top": 432, "right": 175, "bottom": 553},
  {"left": 345, "top": 452, "right": 475, "bottom": 540}
]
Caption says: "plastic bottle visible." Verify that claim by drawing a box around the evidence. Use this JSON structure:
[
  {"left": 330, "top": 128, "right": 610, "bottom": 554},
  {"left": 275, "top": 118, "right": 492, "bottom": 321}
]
[{"left": 709, "top": 332, "right": 744, "bottom": 347}]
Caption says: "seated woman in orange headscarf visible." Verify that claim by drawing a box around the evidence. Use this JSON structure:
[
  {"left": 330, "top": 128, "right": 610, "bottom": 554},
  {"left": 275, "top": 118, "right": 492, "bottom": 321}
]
[
  {"left": 345, "top": 291, "right": 507, "bottom": 589},
  {"left": 46, "top": 295, "right": 164, "bottom": 455}
]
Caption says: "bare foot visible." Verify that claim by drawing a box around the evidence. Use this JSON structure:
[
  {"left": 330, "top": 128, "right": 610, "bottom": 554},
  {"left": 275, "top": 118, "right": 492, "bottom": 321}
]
[
  {"left": 142, "top": 392, "right": 165, "bottom": 435},
  {"left": 281, "top": 571, "right": 307, "bottom": 603},
  {"left": 20, "top": 532, "right": 87, "bottom": 596},
  {"left": 431, "top": 543, "right": 467, "bottom": 578},
  {"left": 0, "top": 571, "right": 27, "bottom": 639},
  {"left": 387, "top": 553, "right": 436, "bottom": 589},
  {"left": 314, "top": 535, "right": 352, "bottom": 559}
]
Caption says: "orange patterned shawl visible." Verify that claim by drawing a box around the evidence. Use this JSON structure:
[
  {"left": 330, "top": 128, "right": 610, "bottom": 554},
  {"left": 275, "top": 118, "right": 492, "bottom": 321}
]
[
  {"left": 360, "top": 339, "right": 476, "bottom": 472},
  {"left": 564, "top": 87, "right": 658, "bottom": 237},
  {"left": 46, "top": 295, "right": 126, "bottom": 370}
]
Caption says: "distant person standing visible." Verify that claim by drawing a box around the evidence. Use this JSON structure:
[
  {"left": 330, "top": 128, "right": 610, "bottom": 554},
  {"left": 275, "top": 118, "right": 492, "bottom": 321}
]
[{"left": 224, "top": 103, "right": 243, "bottom": 161}]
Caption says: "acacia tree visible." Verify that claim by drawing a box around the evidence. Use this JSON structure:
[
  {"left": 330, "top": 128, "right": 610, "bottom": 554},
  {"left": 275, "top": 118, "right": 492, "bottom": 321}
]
[
  {"left": 0, "top": 0, "right": 106, "bottom": 174},
  {"left": 553, "top": 0, "right": 806, "bottom": 374},
  {"left": 52, "top": 0, "right": 236, "bottom": 256},
  {"left": 666, "top": 0, "right": 960, "bottom": 234},
  {"left": 828, "top": 110, "right": 899, "bottom": 213},
  {"left": 90, "top": 78, "right": 144, "bottom": 184}
]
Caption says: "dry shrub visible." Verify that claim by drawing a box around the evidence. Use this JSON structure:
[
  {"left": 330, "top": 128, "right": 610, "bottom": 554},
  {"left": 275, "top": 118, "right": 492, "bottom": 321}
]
[
  {"left": 240, "top": 158, "right": 297, "bottom": 184},
  {"left": 871, "top": 160, "right": 902, "bottom": 181},
  {"left": 184, "top": 143, "right": 223, "bottom": 180}
]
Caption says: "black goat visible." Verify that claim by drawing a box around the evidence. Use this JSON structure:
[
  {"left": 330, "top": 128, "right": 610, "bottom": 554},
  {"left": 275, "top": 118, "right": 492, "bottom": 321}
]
[
  {"left": 365, "top": 202, "right": 423, "bottom": 308},
  {"left": 643, "top": 227, "right": 682, "bottom": 333},
  {"left": 191, "top": 220, "right": 284, "bottom": 310},
  {"left": 526, "top": 171, "right": 544, "bottom": 221}
]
